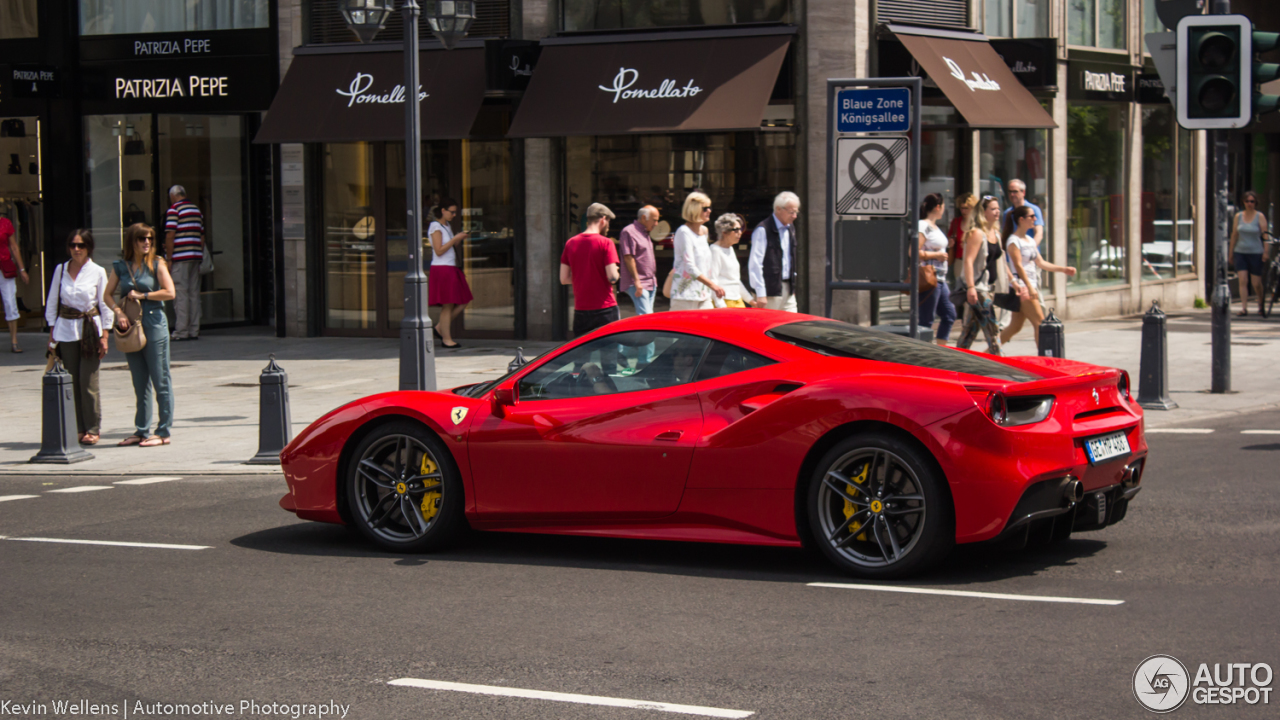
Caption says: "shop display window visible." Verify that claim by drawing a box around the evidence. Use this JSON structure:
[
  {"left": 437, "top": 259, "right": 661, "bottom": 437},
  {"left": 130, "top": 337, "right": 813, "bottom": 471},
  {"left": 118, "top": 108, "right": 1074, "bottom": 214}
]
[
  {"left": 0, "top": 0, "right": 38, "bottom": 39},
  {"left": 1067, "top": 104, "right": 1128, "bottom": 289},
  {"left": 1141, "top": 105, "right": 1195, "bottom": 281},
  {"left": 322, "top": 143, "right": 377, "bottom": 331},
  {"left": 1, "top": 115, "right": 43, "bottom": 318},
  {"left": 980, "top": 125, "right": 1050, "bottom": 275},
  {"left": 564, "top": 0, "right": 791, "bottom": 32},
  {"left": 79, "top": 0, "right": 269, "bottom": 35},
  {"left": 1069, "top": 0, "right": 1126, "bottom": 50},
  {"left": 982, "top": 0, "right": 1049, "bottom": 38}
]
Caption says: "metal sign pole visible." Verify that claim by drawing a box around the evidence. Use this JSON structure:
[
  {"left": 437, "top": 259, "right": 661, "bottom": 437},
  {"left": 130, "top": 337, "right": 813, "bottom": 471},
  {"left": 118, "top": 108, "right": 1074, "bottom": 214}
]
[
  {"left": 825, "top": 80, "right": 836, "bottom": 319},
  {"left": 908, "top": 78, "right": 921, "bottom": 339}
]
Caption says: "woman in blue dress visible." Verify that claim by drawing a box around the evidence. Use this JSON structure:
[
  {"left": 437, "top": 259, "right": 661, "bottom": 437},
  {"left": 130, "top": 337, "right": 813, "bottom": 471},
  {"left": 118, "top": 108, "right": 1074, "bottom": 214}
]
[{"left": 104, "top": 223, "right": 176, "bottom": 446}]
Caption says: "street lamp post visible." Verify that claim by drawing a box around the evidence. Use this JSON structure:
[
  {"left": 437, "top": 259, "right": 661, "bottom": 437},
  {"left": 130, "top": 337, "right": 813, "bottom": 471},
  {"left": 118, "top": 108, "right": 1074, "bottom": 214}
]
[{"left": 340, "top": 0, "right": 469, "bottom": 391}]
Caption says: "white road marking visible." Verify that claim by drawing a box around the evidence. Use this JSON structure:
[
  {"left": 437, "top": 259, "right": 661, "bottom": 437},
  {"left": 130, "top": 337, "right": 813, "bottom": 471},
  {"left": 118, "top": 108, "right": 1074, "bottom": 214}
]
[
  {"left": 114, "top": 476, "right": 182, "bottom": 485},
  {"left": 1145, "top": 428, "right": 1214, "bottom": 434},
  {"left": 0, "top": 495, "right": 39, "bottom": 503},
  {"left": 46, "top": 486, "right": 113, "bottom": 493},
  {"left": 1241, "top": 430, "right": 1280, "bottom": 435},
  {"left": 2, "top": 537, "right": 210, "bottom": 550},
  {"left": 308, "top": 378, "right": 373, "bottom": 391},
  {"left": 388, "top": 678, "right": 754, "bottom": 719},
  {"left": 807, "top": 583, "right": 1124, "bottom": 606}
]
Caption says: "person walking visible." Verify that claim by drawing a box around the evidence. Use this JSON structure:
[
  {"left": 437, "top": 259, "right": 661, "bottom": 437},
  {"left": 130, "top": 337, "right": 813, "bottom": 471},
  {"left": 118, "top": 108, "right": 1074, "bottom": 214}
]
[
  {"left": 619, "top": 205, "right": 659, "bottom": 316},
  {"left": 106, "top": 223, "right": 176, "bottom": 447},
  {"left": 0, "top": 214, "right": 30, "bottom": 352},
  {"left": 670, "top": 192, "right": 723, "bottom": 311},
  {"left": 709, "top": 213, "right": 753, "bottom": 309},
  {"left": 1230, "top": 190, "right": 1269, "bottom": 316},
  {"left": 560, "top": 202, "right": 621, "bottom": 336},
  {"left": 427, "top": 198, "right": 473, "bottom": 349},
  {"left": 948, "top": 193, "right": 976, "bottom": 268},
  {"left": 1001, "top": 179, "right": 1045, "bottom": 244},
  {"left": 1000, "top": 205, "right": 1077, "bottom": 347},
  {"left": 918, "top": 194, "right": 957, "bottom": 346},
  {"left": 748, "top": 191, "right": 801, "bottom": 311},
  {"left": 164, "top": 185, "right": 204, "bottom": 341},
  {"left": 955, "top": 196, "right": 1008, "bottom": 355},
  {"left": 45, "top": 230, "right": 113, "bottom": 446}
]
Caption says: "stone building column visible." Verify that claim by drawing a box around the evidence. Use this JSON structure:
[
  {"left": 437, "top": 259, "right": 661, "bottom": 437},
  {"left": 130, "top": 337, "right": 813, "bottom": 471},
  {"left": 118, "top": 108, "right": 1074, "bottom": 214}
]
[
  {"left": 278, "top": 0, "right": 309, "bottom": 336},
  {"left": 521, "top": 1, "right": 557, "bottom": 340}
]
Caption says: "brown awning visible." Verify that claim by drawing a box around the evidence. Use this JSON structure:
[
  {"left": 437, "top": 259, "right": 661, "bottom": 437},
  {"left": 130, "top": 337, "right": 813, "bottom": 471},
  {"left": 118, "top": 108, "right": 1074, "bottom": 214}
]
[
  {"left": 254, "top": 48, "right": 485, "bottom": 143},
  {"left": 894, "top": 31, "right": 1056, "bottom": 129},
  {"left": 507, "top": 31, "right": 792, "bottom": 137}
]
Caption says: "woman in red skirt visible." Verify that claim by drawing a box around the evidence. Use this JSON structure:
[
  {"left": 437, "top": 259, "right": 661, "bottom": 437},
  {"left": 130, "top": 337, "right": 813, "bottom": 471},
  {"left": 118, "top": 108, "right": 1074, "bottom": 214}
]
[{"left": 427, "top": 198, "right": 472, "bottom": 349}]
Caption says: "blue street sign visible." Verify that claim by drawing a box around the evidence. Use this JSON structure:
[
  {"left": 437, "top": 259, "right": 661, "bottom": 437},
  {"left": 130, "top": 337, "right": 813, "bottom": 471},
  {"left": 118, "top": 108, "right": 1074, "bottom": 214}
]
[{"left": 836, "top": 88, "right": 911, "bottom": 133}]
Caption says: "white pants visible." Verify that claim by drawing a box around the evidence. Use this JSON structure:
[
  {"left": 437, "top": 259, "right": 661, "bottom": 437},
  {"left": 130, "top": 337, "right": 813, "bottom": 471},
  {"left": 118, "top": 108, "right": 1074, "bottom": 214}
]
[
  {"left": 0, "top": 274, "right": 18, "bottom": 322},
  {"left": 670, "top": 298, "right": 714, "bottom": 311},
  {"left": 762, "top": 281, "right": 798, "bottom": 312},
  {"left": 171, "top": 260, "right": 202, "bottom": 338}
]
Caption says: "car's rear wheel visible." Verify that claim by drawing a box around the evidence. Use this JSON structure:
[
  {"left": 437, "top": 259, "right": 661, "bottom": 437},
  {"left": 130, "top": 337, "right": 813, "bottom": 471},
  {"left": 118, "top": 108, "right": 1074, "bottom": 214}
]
[
  {"left": 807, "top": 433, "right": 953, "bottom": 578},
  {"left": 345, "top": 420, "right": 465, "bottom": 552}
]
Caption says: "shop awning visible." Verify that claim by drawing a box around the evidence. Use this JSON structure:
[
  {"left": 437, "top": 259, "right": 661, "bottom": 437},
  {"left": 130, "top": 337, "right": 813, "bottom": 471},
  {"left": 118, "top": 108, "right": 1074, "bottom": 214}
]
[
  {"left": 507, "top": 28, "right": 793, "bottom": 137},
  {"left": 254, "top": 47, "right": 486, "bottom": 143},
  {"left": 890, "top": 26, "right": 1056, "bottom": 129}
]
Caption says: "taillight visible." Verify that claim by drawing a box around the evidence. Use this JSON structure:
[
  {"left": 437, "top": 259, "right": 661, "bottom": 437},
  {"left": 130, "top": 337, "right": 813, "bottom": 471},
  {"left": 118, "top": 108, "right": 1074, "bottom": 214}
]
[
  {"left": 968, "top": 389, "right": 1053, "bottom": 426},
  {"left": 987, "top": 393, "right": 1008, "bottom": 425},
  {"left": 1118, "top": 371, "right": 1131, "bottom": 401}
]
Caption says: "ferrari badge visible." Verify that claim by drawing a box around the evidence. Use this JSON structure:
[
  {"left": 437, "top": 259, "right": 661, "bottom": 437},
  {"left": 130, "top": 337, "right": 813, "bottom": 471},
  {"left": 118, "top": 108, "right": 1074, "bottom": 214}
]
[{"left": 451, "top": 407, "right": 468, "bottom": 425}]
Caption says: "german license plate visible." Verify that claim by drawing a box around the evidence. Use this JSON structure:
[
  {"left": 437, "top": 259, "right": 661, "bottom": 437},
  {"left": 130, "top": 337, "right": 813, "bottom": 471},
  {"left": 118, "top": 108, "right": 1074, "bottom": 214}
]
[{"left": 1085, "top": 431, "right": 1130, "bottom": 464}]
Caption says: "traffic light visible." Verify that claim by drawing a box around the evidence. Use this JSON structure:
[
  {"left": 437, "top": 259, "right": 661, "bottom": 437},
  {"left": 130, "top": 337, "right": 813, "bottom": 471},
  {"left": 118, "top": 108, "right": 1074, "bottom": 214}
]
[
  {"left": 1255, "top": 30, "right": 1280, "bottom": 116},
  {"left": 1177, "top": 15, "right": 1252, "bottom": 129}
]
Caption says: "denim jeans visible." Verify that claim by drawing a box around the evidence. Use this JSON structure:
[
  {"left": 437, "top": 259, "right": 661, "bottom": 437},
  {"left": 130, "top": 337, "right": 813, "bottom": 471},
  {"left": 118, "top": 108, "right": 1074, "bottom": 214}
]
[{"left": 623, "top": 285, "right": 655, "bottom": 365}]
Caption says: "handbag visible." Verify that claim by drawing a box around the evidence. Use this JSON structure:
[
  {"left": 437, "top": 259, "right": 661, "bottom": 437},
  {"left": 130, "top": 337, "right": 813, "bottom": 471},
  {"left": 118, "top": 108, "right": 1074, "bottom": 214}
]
[
  {"left": 901, "top": 264, "right": 938, "bottom": 295},
  {"left": 993, "top": 291, "right": 1023, "bottom": 312},
  {"left": 112, "top": 263, "right": 147, "bottom": 354},
  {"left": 662, "top": 269, "right": 674, "bottom": 299},
  {"left": 123, "top": 139, "right": 146, "bottom": 155},
  {"left": 0, "top": 239, "right": 16, "bottom": 279},
  {"left": 123, "top": 203, "right": 146, "bottom": 226},
  {"left": 199, "top": 245, "right": 215, "bottom": 275}
]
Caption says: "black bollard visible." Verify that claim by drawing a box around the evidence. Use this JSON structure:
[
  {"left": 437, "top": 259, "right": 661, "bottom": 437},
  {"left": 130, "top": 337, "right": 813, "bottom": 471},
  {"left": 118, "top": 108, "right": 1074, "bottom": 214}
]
[
  {"left": 1037, "top": 308, "right": 1065, "bottom": 358},
  {"left": 30, "top": 358, "right": 94, "bottom": 464},
  {"left": 1137, "top": 301, "right": 1178, "bottom": 410},
  {"left": 247, "top": 354, "right": 292, "bottom": 465},
  {"left": 508, "top": 347, "right": 528, "bottom": 373}
]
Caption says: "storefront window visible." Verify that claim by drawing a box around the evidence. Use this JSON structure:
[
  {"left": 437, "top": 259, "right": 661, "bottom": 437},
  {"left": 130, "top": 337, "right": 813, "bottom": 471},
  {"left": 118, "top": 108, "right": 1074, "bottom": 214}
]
[
  {"left": 1, "top": 115, "right": 42, "bottom": 316},
  {"left": 1067, "top": 104, "right": 1127, "bottom": 289},
  {"left": 565, "top": 131, "right": 796, "bottom": 311},
  {"left": 980, "top": 125, "right": 1050, "bottom": 262},
  {"left": 0, "top": 0, "right": 38, "bottom": 38},
  {"left": 1141, "top": 105, "right": 1194, "bottom": 280},
  {"left": 322, "top": 143, "right": 376, "bottom": 331},
  {"left": 1142, "top": 0, "right": 1163, "bottom": 36},
  {"left": 982, "top": 0, "right": 1049, "bottom": 38},
  {"left": 84, "top": 114, "right": 153, "bottom": 267},
  {"left": 80, "top": 0, "right": 269, "bottom": 35},
  {"left": 564, "top": 0, "right": 791, "bottom": 32},
  {"left": 1069, "top": 0, "right": 1126, "bottom": 50}
]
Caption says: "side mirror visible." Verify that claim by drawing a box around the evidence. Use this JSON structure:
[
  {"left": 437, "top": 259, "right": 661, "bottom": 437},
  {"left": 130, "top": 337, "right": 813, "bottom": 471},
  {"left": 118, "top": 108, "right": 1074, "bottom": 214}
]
[{"left": 493, "top": 386, "right": 516, "bottom": 408}]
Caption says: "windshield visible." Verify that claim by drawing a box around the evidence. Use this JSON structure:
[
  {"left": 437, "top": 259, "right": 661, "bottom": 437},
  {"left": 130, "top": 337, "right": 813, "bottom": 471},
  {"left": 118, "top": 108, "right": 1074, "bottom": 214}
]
[
  {"left": 768, "top": 320, "right": 1041, "bottom": 383},
  {"left": 456, "top": 363, "right": 527, "bottom": 398}
]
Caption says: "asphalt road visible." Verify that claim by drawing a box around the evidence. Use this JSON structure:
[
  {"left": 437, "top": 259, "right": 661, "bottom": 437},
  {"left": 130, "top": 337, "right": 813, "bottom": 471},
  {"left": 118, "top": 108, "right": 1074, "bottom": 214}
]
[{"left": 2, "top": 409, "right": 1278, "bottom": 720}]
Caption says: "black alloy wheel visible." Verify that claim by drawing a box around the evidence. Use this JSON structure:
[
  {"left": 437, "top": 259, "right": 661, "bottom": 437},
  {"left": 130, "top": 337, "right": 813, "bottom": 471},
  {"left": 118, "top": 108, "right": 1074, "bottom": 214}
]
[
  {"left": 345, "top": 420, "right": 465, "bottom": 552},
  {"left": 808, "top": 433, "right": 953, "bottom": 578},
  {"left": 1264, "top": 259, "right": 1280, "bottom": 319}
]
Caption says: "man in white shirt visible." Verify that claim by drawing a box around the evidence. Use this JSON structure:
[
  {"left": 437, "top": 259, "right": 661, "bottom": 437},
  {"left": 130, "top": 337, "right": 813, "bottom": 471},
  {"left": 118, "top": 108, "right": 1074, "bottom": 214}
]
[{"left": 748, "top": 191, "right": 800, "bottom": 311}]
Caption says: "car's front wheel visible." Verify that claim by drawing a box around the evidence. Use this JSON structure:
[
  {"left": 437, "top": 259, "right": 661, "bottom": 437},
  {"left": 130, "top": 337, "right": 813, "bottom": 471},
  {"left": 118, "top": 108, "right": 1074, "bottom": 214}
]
[
  {"left": 807, "top": 433, "right": 953, "bottom": 578},
  {"left": 345, "top": 420, "right": 465, "bottom": 552}
]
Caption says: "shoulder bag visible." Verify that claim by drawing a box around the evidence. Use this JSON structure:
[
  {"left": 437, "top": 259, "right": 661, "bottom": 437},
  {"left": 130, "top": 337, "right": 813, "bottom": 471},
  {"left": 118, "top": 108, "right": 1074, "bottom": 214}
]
[{"left": 112, "top": 262, "right": 147, "bottom": 354}]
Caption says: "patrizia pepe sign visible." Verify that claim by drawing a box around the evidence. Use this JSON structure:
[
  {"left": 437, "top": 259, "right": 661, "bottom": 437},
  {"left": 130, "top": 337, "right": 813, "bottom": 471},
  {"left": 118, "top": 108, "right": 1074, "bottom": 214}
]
[
  {"left": 597, "top": 67, "right": 703, "bottom": 104},
  {"left": 335, "top": 73, "right": 428, "bottom": 108}
]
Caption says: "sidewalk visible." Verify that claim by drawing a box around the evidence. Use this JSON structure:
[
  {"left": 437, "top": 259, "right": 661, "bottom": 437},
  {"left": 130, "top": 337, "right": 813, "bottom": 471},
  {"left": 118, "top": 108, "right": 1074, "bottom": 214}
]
[{"left": 2, "top": 309, "right": 1277, "bottom": 475}]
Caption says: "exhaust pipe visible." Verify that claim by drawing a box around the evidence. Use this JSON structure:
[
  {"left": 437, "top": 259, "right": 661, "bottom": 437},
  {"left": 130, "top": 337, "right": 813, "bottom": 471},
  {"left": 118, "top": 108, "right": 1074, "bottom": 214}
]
[
  {"left": 1121, "top": 461, "right": 1143, "bottom": 488},
  {"left": 1063, "top": 478, "right": 1084, "bottom": 504}
]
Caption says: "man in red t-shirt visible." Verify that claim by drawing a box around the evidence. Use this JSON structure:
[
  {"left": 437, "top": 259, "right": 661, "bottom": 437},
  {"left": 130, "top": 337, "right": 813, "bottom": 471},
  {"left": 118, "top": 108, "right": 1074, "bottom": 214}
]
[{"left": 560, "top": 202, "right": 621, "bottom": 337}]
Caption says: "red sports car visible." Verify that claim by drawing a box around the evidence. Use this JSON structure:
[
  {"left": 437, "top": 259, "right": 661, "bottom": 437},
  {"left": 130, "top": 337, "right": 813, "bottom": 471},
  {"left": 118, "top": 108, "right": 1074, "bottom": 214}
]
[{"left": 279, "top": 310, "right": 1147, "bottom": 578}]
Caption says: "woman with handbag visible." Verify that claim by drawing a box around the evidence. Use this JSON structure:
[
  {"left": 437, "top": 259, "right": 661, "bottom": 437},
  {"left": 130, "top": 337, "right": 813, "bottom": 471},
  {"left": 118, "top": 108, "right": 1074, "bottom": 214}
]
[
  {"left": 104, "top": 223, "right": 176, "bottom": 447},
  {"left": 917, "top": 194, "right": 956, "bottom": 346},
  {"left": 1000, "top": 205, "right": 1076, "bottom": 347},
  {"left": 669, "top": 192, "right": 725, "bottom": 310},
  {"left": 44, "top": 230, "right": 113, "bottom": 445},
  {"left": 954, "top": 196, "right": 1014, "bottom": 355},
  {"left": 0, "top": 215, "right": 30, "bottom": 352}
]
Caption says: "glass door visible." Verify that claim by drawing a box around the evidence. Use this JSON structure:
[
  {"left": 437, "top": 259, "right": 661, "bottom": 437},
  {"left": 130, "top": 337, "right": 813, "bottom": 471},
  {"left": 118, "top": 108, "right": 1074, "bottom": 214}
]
[
  {"left": 84, "top": 114, "right": 154, "bottom": 267},
  {"left": 321, "top": 142, "right": 379, "bottom": 331}
]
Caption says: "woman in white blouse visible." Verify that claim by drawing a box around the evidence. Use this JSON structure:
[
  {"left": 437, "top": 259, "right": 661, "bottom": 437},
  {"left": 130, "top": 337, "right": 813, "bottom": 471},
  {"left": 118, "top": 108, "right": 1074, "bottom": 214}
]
[
  {"left": 44, "top": 230, "right": 113, "bottom": 446},
  {"left": 709, "top": 213, "right": 753, "bottom": 308},
  {"left": 669, "top": 191, "right": 725, "bottom": 311}
]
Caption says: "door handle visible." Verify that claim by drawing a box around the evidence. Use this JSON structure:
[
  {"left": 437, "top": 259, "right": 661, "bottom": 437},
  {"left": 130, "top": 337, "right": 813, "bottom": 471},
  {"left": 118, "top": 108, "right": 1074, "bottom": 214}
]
[{"left": 655, "top": 430, "right": 684, "bottom": 441}]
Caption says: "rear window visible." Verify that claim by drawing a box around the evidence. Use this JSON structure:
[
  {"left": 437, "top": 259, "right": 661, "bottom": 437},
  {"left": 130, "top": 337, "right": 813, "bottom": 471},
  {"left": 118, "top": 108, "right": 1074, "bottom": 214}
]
[{"left": 767, "top": 320, "right": 1041, "bottom": 382}]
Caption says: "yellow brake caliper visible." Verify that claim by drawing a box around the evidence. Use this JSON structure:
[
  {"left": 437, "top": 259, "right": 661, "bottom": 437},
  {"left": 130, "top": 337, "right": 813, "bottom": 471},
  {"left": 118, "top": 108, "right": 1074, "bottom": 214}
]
[
  {"left": 842, "top": 461, "right": 870, "bottom": 541},
  {"left": 418, "top": 454, "right": 442, "bottom": 522}
]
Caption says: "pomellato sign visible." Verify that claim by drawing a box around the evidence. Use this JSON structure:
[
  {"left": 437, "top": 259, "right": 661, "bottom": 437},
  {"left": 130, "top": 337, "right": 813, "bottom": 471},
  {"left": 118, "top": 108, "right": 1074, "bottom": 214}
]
[
  {"left": 944, "top": 57, "right": 1000, "bottom": 91},
  {"left": 335, "top": 73, "right": 428, "bottom": 107},
  {"left": 597, "top": 67, "right": 703, "bottom": 104}
]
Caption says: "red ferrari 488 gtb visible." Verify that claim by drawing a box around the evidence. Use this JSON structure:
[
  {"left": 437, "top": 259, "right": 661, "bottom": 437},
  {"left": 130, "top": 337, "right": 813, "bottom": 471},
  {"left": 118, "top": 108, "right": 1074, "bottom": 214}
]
[{"left": 280, "top": 311, "right": 1147, "bottom": 578}]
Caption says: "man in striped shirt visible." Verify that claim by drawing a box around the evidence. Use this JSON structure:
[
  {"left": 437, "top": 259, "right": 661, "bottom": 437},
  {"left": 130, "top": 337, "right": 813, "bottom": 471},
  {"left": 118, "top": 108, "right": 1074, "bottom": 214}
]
[{"left": 165, "top": 185, "right": 204, "bottom": 340}]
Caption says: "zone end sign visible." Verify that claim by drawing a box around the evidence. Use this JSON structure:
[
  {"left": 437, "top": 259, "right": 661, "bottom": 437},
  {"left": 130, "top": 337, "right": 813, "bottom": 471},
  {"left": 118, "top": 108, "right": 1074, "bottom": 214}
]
[
  {"left": 835, "top": 137, "right": 909, "bottom": 216},
  {"left": 836, "top": 87, "right": 910, "bottom": 133}
]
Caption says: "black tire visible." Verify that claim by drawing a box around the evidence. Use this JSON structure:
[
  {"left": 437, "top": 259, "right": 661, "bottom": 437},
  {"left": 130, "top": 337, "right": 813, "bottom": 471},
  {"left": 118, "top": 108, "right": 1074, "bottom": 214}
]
[
  {"left": 344, "top": 420, "right": 466, "bottom": 552},
  {"left": 1265, "top": 261, "right": 1280, "bottom": 319},
  {"left": 807, "top": 433, "right": 954, "bottom": 578}
]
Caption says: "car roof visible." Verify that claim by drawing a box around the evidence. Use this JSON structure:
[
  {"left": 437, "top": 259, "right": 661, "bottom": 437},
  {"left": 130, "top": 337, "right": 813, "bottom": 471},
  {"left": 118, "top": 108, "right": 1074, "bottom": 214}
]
[{"left": 598, "top": 309, "right": 817, "bottom": 354}]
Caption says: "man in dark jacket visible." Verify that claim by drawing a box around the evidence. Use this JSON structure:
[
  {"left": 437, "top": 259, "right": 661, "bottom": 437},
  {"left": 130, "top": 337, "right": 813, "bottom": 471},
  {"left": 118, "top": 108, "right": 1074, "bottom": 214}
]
[{"left": 748, "top": 191, "right": 800, "bottom": 311}]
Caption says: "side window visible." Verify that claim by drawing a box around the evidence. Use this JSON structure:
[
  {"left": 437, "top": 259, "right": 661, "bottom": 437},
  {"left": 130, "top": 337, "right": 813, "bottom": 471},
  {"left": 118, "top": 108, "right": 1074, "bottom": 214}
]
[
  {"left": 518, "top": 331, "right": 712, "bottom": 401},
  {"left": 695, "top": 341, "right": 775, "bottom": 382}
]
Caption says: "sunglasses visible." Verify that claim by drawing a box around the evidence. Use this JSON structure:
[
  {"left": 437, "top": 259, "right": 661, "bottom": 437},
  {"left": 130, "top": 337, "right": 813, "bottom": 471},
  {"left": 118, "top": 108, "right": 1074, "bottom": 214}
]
[
  {"left": 137, "top": 236, "right": 154, "bottom": 241},
  {"left": 727, "top": 226, "right": 742, "bottom": 232},
  {"left": 1245, "top": 199, "right": 1256, "bottom": 203},
  {"left": 69, "top": 242, "right": 87, "bottom": 249}
]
